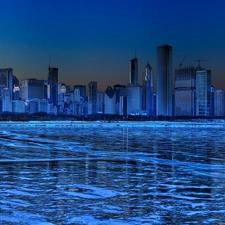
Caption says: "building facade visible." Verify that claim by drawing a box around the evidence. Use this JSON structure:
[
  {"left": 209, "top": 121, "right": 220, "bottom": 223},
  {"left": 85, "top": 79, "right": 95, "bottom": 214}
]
[
  {"left": 196, "top": 70, "right": 211, "bottom": 116},
  {"left": 127, "top": 84, "right": 142, "bottom": 115},
  {"left": 74, "top": 89, "right": 80, "bottom": 102},
  {"left": 174, "top": 66, "right": 196, "bottom": 116},
  {"left": 48, "top": 67, "right": 58, "bottom": 105},
  {"left": 88, "top": 81, "right": 98, "bottom": 114},
  {"left": 104, "top": 86, "right": 116, "bottom": 114},
  {"left": 97, "top": 91, "right": 104, "bottom": 114},
  {"left": 142, "top": 62, "right": 154, "bottom": 115},
  {"left": 1, "top": 88, "right": 12, "bottom": 112},
  {"left": 156, "top": 44, "right": 172, "bottom": 116},
  {"left": 114, "top": 84, "right": 126, "bottom": 115},
  {"left": 21, "top": 78, "right": 45, "bottom": 100},
  {"left": 12, "top": 100, "right": 25, "bottom": 113},
  {"left": 214, "top": 89, "right": 225, "bottom": 116},
  {"left": 129, "top": 57, "right": 138, "bottom": 85},
  {"left": 74, "top": 85, "right": 86, "bottom": 102},
  {"left": 0, "top": 68, "right": 13, "bottom": 99}
]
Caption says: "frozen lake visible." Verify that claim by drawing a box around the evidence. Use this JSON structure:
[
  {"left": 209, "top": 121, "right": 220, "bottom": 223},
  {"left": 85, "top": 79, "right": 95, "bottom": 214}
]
[{"left": 0, "top": 121, "right": 225, "bottom": 224}]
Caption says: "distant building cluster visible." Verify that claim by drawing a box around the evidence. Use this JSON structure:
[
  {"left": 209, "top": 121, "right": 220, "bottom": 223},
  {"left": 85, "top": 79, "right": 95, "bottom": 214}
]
[{"left": 0, "top": 44, "right": 224, "bottom": 117}]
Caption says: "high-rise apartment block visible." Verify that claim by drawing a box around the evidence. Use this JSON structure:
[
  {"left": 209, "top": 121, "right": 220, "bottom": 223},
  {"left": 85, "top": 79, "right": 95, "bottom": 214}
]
[{"left": 157, "top": 44, "right": 172, "bottom": 116}]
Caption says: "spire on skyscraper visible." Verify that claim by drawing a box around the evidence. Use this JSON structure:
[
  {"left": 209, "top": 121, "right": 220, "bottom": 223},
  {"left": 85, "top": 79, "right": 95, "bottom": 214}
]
[{"left": 49, "top": 53, "right": 51, "bottom": 70}]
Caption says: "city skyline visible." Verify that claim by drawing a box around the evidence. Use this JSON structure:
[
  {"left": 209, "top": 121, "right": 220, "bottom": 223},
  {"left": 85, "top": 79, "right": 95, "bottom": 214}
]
[{"left": 1, "top": 1, "right": 225, "bottom": 91}]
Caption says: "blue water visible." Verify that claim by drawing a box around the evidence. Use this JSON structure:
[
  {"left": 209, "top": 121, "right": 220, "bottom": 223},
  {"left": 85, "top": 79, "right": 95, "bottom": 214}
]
[{"left": 0, "top": 122, "right": 225, "bottom": 224}]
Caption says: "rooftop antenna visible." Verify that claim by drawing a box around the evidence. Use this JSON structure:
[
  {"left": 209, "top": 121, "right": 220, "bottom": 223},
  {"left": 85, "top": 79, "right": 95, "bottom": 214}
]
[{"left": 49, "top": 53, "right": 51, "bottom": 70}]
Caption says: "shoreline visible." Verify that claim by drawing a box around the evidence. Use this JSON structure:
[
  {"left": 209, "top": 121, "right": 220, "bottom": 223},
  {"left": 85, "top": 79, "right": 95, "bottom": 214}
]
[{"left": 1, "top": 120, "right": 225, "bottom": 128}]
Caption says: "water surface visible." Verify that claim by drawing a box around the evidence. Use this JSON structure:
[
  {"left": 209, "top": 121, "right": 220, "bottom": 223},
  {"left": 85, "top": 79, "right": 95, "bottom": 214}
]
[{"left": 0, "top": 122, "right": 225, "bottom": 224}]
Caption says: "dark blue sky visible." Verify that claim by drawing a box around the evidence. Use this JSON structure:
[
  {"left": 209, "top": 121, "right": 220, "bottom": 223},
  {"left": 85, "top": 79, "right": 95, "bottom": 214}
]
[{"left": 0, "top": 0, "right": 225, "bottom": 91}]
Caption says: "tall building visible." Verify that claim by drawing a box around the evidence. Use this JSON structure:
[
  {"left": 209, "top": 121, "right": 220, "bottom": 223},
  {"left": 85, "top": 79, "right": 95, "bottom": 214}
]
[
  {"left": 1, "top": 88, "right": 12, "bottom": 112},
  {"left": 97, "top": 91, "right": 104, "bottom": 114},
  {"left": 114, "top": 84, "right": 126, "bottom": 103},
  {"left": 127, "top": 84, "right": 142, "bottom": 115},
  {"left": 127, "top": 57, "right": 142, "bottom": 115},
  {"left": 210, "top": 86, "right": 215, "bottom": 116},
  {"left": 12, "top": 75, "right": 20, "bottom": 100},
  {"left": 74, "top": 89, "right": 80, "bottom": 102},
  {"left": 48, "top": 67, "right": 58, "bottom": 105},
  {"left": 74, "top": 85, "right": 86, "bottom": 101},
  {"left": 214, "top": 89, "right": 225, "bottom": 116},
  {"left": 13, "top": 75, "right": 19, "bottom": 86},
  {"left": 56, "top": 83, "right": 65, "bottom": 108},
  {"left": 174, "top": 66, "right": 196, "bottom": 116},
  {"left": 48, "top": 67, "right": 58, "bottom": 85},
  {"left": 129, "top": 57, "right": 138, "bottom": 85},
  {"left": 21, "top": 78, "right": 45, "bottom": 100},
  {"left": 196, "top": 70, "right": 211, "bottom": 116},
  {"left": 114, "top": 84, "right": 126, "bottom": 115},
  {"left": 156, "top": 44, "right": 172, "bottom": 116},
  {"left": 88, "top": 81, "right": 97, "bottom": 114},
  {"left": 142, "top": 62, "right": 154, "bottom": 115},
  {"left": 104, "top": 86, "right": 116, "bottom": 114},
  {"left": 0, "top": 68, "right": 13, "bottom": 97},
  {"left": 119, "top": 96, "right": 127, "bottom": 116}
]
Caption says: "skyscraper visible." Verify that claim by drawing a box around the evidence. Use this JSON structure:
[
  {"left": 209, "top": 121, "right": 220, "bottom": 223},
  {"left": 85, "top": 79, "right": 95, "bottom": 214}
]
[
  {"left": 196, "top": 70, "right": 211, "bottom": 116},
  {"left": 114, "top": 84, "right": 126, "bottom": 115},
  {"left": 174, "top": 66, "right": 196, "bottom": 116},
  {"left": 119, "top": 96, "right": 127, "bottom": 116},
  {"left": 48, "top": 67, "right": 58, "bottom": 105},
  {"left": 127, "top": 84, "right": 142, "bottom": 115},
  {"left": 97, "top": 91, "right": 104, "bottom": 114},
  {"left": 74, "top": 85, "right": 86, "bottom": 102},
  {"left": 156, "top": 44, "right": 172, "bottom": 116},
  {"left": 104, "top": 86, "right": 116, "bottom": 114},
  {"left": 0, "top": 68, "right": 13, "bottom": 97},
  {"left": 74, "top": 89, "right": 80, "bottom": 102},
  {"left": 21, "top": 78, "right": 45, "bottom": 100},
  {"left": 129, "top": 57, "right": 138, "bottom": 85},
  {"left": 127, "top": 57, "right": 142, "bottom": 115},
  {"left": 1, "top": 88, "right": 12, "bottom": 112},
  {"left": 88, "top": 81, "right": 97, "bottom": 114},
  {"left": 48, "top": 67, "right": 58, "bottom": 85},
  {"left": 214, "top": 89, "right": 225, "bottom": 116},
  {"left": 142, "top": 62, "right": 154, "bottom": 115}
]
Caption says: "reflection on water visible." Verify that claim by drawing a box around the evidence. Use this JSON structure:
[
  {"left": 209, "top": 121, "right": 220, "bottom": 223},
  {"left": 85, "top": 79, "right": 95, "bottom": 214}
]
[{"left": 0, "top": 123, "right": 225, "bottom": 224}]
